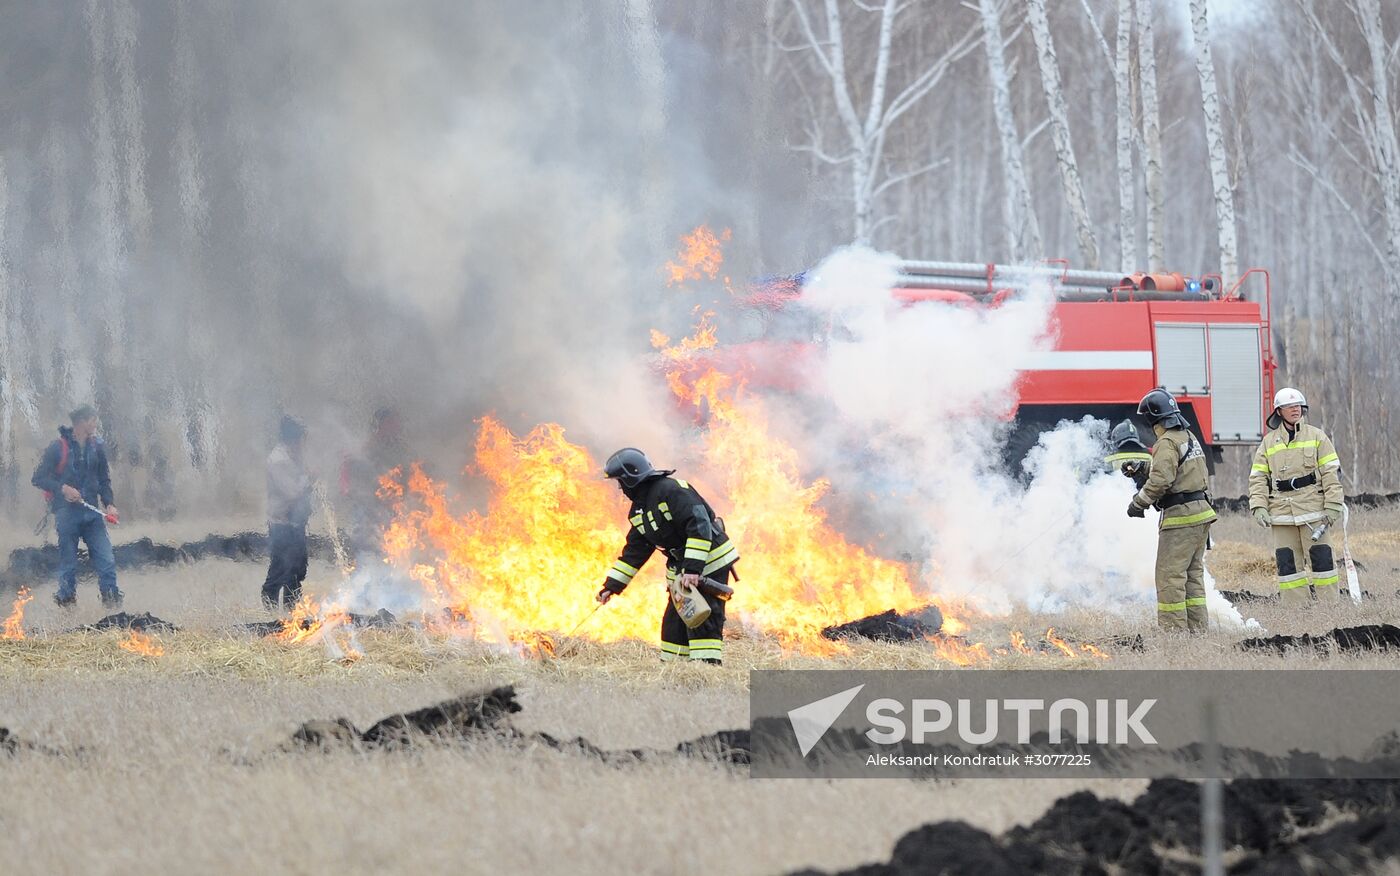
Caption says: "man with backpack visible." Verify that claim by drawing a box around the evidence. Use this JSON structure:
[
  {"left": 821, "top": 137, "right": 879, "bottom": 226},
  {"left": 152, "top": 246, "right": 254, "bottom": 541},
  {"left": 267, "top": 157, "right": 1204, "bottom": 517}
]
[{"left": 31, "top": 405, "right": 122, "bottom": 609}]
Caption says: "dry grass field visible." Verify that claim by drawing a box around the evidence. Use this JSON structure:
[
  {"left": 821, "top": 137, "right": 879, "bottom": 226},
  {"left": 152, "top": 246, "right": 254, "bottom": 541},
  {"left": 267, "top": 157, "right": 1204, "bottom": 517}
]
[{"left": 2, "top": 509, "right": 1399, "bottom": 875}]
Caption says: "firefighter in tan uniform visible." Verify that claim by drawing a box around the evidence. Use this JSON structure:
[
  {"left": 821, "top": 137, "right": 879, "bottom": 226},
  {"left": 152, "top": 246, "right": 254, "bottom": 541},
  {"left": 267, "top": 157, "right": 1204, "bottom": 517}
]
[
  {"left": 1127, "top": 389, "right": 1217, "bottom": 631},
  {"left": 1247, "top": 388, "right": 1344, "bottom": 605}
]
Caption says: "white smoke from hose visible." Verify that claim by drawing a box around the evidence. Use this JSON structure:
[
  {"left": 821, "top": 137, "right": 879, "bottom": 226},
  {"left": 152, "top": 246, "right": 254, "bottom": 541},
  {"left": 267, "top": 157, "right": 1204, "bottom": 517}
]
[{"left": 796, "top": 246, "right": 1257, "bottom": 629}]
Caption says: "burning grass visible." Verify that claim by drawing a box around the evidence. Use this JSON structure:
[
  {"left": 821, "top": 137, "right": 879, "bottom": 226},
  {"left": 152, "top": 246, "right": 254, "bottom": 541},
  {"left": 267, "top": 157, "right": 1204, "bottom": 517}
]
[{"left": 3, "top": 586, "right": 32, "bottom": 640}]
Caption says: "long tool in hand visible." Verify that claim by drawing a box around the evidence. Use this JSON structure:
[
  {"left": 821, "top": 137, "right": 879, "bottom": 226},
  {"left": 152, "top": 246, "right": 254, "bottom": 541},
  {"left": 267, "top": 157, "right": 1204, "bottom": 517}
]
[
  {"left": 81, "top": 501, "right": 119, "bottom": 524},
  {"left": 563, "top": 602, "right": 604, "bottom": 639},
  {"left": 552, "top": 602, "right": 605, "bottom": 660}
]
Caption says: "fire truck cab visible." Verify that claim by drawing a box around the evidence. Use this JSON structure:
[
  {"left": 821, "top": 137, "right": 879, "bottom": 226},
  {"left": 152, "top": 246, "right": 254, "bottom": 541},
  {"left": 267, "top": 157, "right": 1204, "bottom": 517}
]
[{"left": 732, "top": 260, "right": 1277, "bottom": 470}]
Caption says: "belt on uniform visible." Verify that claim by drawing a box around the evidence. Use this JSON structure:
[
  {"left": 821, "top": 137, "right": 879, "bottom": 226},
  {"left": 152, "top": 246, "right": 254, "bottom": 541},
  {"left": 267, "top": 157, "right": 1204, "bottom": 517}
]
[
  {"left": 1157, "top": 490, "right": 1208, "bottom": 510},
  {"left": 1275, "top": 473, "right": 1317, "bottom": 492}
]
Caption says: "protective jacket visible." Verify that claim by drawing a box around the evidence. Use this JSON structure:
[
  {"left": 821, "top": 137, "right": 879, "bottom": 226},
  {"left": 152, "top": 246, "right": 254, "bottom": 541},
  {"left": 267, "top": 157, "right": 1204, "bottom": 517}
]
[
  {"left": 1131, "top": 428, "right": 1216, "bottom": 530},
  {"left": 1247, "top": 422, "right": 1342, "bottom": 525},
  {"left": 603, "top": 476, "right": 739, "bottom": 592}
]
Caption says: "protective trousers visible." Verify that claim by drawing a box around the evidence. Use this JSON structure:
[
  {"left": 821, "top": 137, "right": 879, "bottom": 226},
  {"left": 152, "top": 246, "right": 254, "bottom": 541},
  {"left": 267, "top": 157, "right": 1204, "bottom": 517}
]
[
  {"left": 1272, "top": 523, "right": 1339, "bottom": 605},
  {"left": 1155, "top": 522, "right": 1210, "bottom": 631},
  {"left": 660, "top": 564, "right": 731, "bottom": 664}
]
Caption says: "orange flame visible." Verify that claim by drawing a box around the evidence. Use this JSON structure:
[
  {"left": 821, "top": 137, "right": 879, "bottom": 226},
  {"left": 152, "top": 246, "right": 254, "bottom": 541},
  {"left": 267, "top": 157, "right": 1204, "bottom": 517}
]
[
  {"left": 1078, "top": 641, "right": 1108, "bottom": 659},
  {"left": 274, "top": 595, "right": 361, "bottom": 661},
  {"left": 1044, "top": 627, "right": 1077, "bottom": 658},
  {"left": 1008, "top": 630, "right": 1033, "bottom": 655},
  {"left": 2, "top": 588, "right": 32, "bottom": 641},
  {"left": 118, "top": 630, "right": 164, "bottom": 657},
  {"left": 664, "top": 226, "right": 731, "bottom": 287}
]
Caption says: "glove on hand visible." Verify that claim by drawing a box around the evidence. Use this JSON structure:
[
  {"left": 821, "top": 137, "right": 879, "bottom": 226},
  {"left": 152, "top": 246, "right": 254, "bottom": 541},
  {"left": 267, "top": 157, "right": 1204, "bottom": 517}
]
[
  {"left": 1252, "top": 508, "right": 1272, "bottom": 528},
  {"left": 597, "top": 582, "right": 624, "bottom": 604},
  {"left": 1323, "top": 506, "right": 1343, "bottom": 526},
  {"left": 1126, "top": 502, "right": 1146, "bottom": 519}
]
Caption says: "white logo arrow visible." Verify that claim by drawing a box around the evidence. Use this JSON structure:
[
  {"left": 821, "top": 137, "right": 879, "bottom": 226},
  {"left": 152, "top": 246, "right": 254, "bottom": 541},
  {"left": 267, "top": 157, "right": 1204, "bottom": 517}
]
[{"left": 787, "top": 684, "right": 864, "bottom": 757}]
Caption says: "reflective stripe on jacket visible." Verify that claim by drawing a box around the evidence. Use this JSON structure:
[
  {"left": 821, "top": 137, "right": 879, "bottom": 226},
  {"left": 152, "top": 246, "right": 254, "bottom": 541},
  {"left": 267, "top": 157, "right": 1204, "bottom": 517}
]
[
  {"left": 604, "top": 476, "right": 739, "bottom": 591},
  {"left": 1131, "top": 429, "right": 1217, "bottom": 530},
  {"left": 1247, "top": 422, "right": 1343, "bottom": 524}
]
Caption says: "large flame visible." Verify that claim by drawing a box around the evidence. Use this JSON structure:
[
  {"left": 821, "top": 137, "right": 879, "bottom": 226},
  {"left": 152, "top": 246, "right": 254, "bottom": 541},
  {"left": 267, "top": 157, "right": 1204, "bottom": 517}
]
[
  {"left": 365, "top": 224, "right": 1106, "bottom": 661},
  {"left": 2, "top": 588, "right": 32, "bottom": 641},
  {"left": 382, "top": 421, "right": 656, "bottom": 643},
  {"left": 375, "top": 225, "right": 948, "bottom": 653}
]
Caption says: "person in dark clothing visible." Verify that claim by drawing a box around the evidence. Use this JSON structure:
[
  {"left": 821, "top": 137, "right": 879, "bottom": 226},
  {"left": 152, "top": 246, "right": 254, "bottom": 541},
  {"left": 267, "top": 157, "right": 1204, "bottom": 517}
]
[
  {"left": 596, "top": 448, "right": 739, "bottom": 664},
  {"left": 262, "top": 416, "right": 313, "bottom": 611},
  {"left": 31, "top": 405, "right": 122, "bottom": 609}
]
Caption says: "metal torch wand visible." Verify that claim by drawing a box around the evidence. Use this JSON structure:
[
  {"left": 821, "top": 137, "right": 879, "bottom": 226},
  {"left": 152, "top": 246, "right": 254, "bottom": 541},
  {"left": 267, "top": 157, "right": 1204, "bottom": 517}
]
[{"left": 82, "top": 501, "right": 119, "bottom": 525}]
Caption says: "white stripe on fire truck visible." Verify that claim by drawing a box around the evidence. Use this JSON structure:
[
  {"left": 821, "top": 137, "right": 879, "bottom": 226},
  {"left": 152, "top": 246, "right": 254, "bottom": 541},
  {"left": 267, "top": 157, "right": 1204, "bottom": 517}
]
[{"left": 1019, "top": 351, "right": 1154, "bottom": 371}]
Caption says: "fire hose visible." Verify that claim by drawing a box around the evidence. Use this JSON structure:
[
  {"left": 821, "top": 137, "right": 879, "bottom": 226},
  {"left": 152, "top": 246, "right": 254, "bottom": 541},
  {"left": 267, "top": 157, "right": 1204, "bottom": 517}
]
[{"left": 1310, "top": 507, "right": 1361, "bottom": 604}]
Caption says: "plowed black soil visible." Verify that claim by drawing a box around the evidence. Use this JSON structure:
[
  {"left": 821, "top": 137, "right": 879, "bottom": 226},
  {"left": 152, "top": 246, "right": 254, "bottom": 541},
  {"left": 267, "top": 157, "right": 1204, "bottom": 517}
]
[
  {"left": 283, "top": 685, "right": 750, "bottom": 766},
  {"left": 794, "top": 777, "right": 1400, "bottom": 875}
]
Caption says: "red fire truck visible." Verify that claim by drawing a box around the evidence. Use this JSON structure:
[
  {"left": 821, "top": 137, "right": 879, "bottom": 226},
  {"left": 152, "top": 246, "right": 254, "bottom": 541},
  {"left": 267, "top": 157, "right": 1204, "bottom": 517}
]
[{"left": 713, "top": 259, "right": 1276, "bottom": 470}]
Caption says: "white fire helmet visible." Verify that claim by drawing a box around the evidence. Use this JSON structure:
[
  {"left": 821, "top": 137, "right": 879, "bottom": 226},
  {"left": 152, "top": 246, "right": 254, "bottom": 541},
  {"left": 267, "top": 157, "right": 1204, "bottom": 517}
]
[
  {"left": 1268, "top": 387, "right": 1308, "bottom": 428},
  {"left": 1273, "top": 387, "right": 1307, "bottom": 410}
]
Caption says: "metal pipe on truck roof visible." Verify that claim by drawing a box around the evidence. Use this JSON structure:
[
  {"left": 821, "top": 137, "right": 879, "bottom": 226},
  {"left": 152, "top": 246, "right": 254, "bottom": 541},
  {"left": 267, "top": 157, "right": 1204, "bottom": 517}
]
[
  {"left": 891, "top": 274, "right": 1110, "bottom": 297},
  {"left": 892, "top": 275, "right": 1210, "bottom": 302},
  {"left": 897, "top": 259, "right": 1128, "bottom": 287}
]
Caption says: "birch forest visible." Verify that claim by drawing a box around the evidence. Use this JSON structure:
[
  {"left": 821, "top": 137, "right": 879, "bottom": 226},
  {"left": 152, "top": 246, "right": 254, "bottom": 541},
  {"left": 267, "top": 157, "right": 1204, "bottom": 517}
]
[{"left": 0, "top": 0, "right": 1396, "bottom": 522}]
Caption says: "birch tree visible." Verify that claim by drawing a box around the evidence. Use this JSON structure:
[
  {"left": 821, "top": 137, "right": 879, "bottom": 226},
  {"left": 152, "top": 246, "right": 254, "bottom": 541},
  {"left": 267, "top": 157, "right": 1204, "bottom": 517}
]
[
  {"left": 1189, "top": 0, "right": 1239, "bottom": 285},
  {"left": 977, "top": 0, "right": 1041, "bottom": 260},
  {"left": 1137, "top": 0, "right": 1165, "bottom": 270},
  {"left": 1114, "top": 0, "right": 1137, "bottom": 270},
  {"left": 785, "top": 0, "right": 980, "bottom": 244},
  {"left": 1025, "top": 0, "right": 1100, "bottom": 268},
  {"left": 1296, "top": 0, "right": 1400, "bottom": 294}
]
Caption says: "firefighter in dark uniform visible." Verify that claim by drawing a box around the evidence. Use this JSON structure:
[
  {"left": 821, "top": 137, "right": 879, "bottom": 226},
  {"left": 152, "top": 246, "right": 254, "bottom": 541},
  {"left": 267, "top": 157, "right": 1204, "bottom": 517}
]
[
  {"left": 1127, "top": 389, "right": 1217, "bottom": 632},
  {"left": 1104, "top": 419, "right": 1152, "bottom": 489},
  {"left": 596, "top": 448, "right": 738, "bottom": 664}
]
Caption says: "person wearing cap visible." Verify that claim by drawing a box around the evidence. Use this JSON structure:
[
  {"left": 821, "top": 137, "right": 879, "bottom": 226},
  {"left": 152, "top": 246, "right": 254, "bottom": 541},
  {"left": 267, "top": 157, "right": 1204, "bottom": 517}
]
[
  {"left": 31, "top": 405, "right": 122, "bottom": 609},
  {"left": 596, "top": 448, "right": 738, "bottom": 664},
  {"left": 1127, "top": 389, "right": 1217, "bottom": 631},
  {"left": 1248, "top": 388, "right": 1345, "bottom": 605},
  {"left": 262, "top": 415, "right": 313, "bottom": 611}
]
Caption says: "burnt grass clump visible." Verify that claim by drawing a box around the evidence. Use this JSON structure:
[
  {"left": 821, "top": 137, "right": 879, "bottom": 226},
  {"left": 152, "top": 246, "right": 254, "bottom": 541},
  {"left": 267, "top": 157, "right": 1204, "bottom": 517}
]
[
  {"left": 284, "top": 685, "right": 751, "bottom": 767},
  {"left": 0, "top": 727, "right": 71, "bottom": 758},
  {"left": 1239, "top": 624, "right": 1400, "bottom": 655},
  {"left": 236, "top": 609, "right": 397, "bottom": 638},
  {"left": 794, "top": 778, "right": 1400, "bottom": 875},
  {"left": 822, "top": 607, "right": 943, "bottom": 643},
  {"left": 80, "top": 612, "right": 179, "bottom": 633},
  {"left": 1, "top": 530, "right": 343, "bottom": 588}
]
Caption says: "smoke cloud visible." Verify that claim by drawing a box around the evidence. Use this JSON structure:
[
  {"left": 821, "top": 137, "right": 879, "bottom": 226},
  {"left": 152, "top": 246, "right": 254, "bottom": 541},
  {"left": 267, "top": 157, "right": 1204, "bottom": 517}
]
[{"left": 797, "top": 247, "right": 1255, "bottom": 628}]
